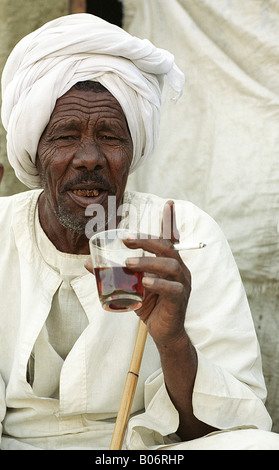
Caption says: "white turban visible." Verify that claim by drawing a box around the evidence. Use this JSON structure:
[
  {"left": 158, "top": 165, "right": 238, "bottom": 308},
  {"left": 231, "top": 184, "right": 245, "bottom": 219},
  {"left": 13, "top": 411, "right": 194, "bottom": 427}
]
[{"left": 1, "top": 13, "right": 184, "bottom": 189}]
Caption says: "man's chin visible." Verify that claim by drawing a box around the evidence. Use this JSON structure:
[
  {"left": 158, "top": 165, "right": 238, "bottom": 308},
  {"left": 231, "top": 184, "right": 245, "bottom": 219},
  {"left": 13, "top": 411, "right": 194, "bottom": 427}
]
[
  {"left": 56, "top": 207, "right": 111, "bottom": 237},
  {"left": 55, "top": 194, "right": 119, "bottom": 238},
  {"left": 56, "top": 211, "right": 87, "bottom": 235}
]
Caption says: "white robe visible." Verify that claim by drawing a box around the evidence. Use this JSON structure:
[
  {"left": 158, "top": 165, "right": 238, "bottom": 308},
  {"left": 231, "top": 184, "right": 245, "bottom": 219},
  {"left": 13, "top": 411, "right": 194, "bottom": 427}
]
[{"left": 0, "top": 189, "right": 275, "bottom": 450}]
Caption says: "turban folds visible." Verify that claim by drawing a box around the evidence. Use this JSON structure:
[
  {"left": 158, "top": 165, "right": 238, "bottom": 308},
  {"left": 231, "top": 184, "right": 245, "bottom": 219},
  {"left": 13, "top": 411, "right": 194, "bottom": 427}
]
[{"left": 1, "top": 13, "right": 184, "bottom": 188}]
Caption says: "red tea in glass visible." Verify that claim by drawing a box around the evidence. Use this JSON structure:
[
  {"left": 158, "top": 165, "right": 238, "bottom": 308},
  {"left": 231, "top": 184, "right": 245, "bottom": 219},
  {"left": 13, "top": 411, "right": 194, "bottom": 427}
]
[
  {"left": 94, "top": 266, "right": 144, "bottom": 312},
  {"left": 90, "top": 229, "right": 144, "bottom": 312}
]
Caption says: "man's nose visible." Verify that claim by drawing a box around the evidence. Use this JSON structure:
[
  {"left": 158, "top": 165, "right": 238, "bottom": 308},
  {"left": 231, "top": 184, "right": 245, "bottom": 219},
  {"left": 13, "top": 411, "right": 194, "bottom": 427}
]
[{"left": 72, "top": 140, "right": 106, "bottom": 171}]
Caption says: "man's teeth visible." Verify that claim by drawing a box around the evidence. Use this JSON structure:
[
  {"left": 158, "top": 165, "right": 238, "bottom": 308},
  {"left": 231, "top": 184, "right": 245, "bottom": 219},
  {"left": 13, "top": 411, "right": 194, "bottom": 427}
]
[{"left": 73, "top": 189, "right": 100, "bottom": 197}]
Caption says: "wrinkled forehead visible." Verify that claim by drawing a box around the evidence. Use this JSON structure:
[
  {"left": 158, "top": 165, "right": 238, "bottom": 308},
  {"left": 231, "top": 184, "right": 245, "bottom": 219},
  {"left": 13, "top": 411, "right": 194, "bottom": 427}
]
[
  {"left": 44, "top": 83, "right": 131, "bottom": 136},
  {"left": 57, "top": 82, "right": 123, "bottom": 112}
]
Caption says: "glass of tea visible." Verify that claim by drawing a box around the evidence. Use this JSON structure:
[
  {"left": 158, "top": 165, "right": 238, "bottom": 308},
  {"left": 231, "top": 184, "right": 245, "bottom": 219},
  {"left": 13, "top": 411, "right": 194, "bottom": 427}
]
[{"left": 89, "top": 229, "right": 144, "bottom": 312}]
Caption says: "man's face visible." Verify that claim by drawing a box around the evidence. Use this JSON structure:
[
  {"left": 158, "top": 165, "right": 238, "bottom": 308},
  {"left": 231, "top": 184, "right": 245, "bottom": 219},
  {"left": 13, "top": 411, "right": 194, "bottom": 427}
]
[{"left": 36, "top": 86, "right": 133, "bottom": 234}]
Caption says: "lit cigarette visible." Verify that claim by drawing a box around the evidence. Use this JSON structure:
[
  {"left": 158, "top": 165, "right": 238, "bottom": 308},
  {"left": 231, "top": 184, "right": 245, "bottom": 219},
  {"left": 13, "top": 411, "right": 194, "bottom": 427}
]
[{"left": 173, "top": 242, "right": 206, "bottom": 251}]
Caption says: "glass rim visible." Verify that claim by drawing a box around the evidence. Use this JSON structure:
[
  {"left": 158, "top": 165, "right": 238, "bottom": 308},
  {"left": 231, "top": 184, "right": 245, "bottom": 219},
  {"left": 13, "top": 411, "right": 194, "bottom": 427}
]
[{"left": 90, "top": 228, "right": 137, "bottom": 244}]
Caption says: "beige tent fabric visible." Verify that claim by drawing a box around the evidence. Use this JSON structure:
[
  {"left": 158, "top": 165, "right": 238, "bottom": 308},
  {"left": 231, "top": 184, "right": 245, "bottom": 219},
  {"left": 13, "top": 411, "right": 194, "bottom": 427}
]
[
  {"left": 124, "top": 0, "right": 279, "bottom": 283},
  {"left": 123, "top": 0, "right": 279, "bottom": 432}
]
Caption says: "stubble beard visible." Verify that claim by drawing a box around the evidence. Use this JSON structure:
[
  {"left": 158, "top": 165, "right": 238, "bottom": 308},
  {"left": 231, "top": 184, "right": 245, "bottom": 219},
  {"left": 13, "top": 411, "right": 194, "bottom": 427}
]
[{"left": 55, "top": 201, "right": 87, "bottom": 234}]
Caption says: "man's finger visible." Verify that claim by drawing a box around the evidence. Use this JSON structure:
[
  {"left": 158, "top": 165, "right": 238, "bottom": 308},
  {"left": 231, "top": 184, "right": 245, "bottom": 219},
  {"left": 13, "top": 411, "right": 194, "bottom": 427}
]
[
  {"left": 161, "top": 200, "right": 180, "bottom": 244},
  {"left": 126, "top": 255, "right": 184, "bottom": 281},
  {"left": 142, "top": 276, "right": 185, "bottom": 298}
]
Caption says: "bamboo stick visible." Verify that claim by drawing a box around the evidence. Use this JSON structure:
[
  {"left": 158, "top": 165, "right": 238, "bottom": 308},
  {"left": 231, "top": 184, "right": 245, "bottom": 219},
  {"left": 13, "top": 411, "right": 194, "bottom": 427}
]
[{"left": 110, "top": 320, "right": 148, "bottom": 450}]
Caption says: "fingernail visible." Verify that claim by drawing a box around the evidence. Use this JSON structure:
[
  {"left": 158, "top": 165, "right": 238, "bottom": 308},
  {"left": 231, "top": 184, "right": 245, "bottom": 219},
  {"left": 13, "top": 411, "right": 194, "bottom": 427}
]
[
  {"left": 126, "top": 257, "right": 139, "bottom": 266},
  {"left": 142, "top": 276, "right": 154, "bottom": 286}
]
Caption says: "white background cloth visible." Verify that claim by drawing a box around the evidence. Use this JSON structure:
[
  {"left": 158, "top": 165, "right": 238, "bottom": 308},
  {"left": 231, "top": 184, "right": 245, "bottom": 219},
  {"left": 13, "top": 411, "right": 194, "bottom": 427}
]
[{"left": 124, "top": 0, "right": 279, "bottom": 284}]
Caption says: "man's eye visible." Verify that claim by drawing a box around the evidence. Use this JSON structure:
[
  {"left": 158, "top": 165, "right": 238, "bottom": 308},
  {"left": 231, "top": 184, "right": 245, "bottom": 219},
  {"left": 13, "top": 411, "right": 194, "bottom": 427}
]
[
  {"left": 101, "top": 135, "right": 115, "bottom": 140},
  {"left": 58, "top": 135, "right": 75, "bottom": 140},
  {"left": 100, "top": 134, "right": 122, "bottom": 142}
]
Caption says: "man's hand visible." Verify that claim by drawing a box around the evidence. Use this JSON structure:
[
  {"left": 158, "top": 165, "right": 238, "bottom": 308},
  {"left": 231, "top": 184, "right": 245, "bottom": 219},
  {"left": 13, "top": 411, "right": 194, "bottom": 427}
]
[
  {"left": 123, "top": 200, "right": 216, "bottom": 440},
  {"left": 85, "top": 200, "right": 217, "bottom": 440},
  {"left": 124, "top": 200, "right": 191, "bottom": 348}
]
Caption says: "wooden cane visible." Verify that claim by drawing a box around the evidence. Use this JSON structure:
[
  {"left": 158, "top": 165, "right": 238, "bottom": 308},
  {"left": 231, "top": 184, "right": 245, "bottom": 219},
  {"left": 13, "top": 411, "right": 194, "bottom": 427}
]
[{"left": 110, "top": 319, "right": 148, "bottom": 450}]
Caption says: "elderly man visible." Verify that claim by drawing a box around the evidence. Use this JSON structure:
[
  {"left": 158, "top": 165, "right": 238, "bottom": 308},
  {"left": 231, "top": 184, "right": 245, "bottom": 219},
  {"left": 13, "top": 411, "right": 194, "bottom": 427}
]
[{"left": 0, "top": 14, "right": 278, "bottom": 450}]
